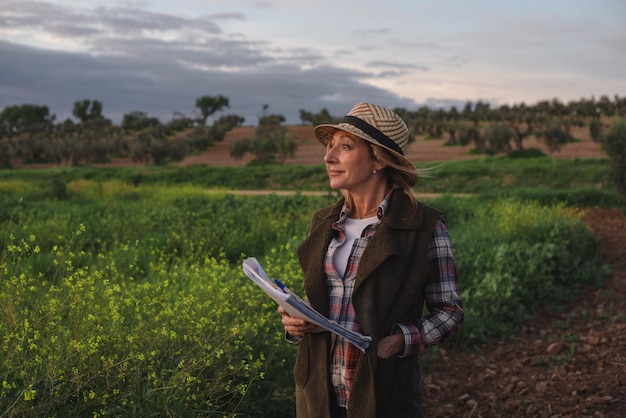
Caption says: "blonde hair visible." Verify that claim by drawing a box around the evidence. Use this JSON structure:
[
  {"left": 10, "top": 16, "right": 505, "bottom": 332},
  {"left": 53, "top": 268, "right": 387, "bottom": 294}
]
[{"left": 341, "top": 143, "right": 421, "bottom": 210}]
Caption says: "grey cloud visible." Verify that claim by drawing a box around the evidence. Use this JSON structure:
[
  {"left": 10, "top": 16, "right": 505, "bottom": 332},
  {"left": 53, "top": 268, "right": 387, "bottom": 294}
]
[
  {"left": 89, "top": 35, "right": 273, "bottom": 69},
  {"left": 445, "top": 55, "right": 467, "bottom": 68},
  {"left": 367, "top": 60, "right": 429, "bottom": 71},
  {"left": 2, "top": 0, "right": 68, "bottom": 24},
  {"left": 354, "top": 28, "right": 390, "bottom": 36},
  {"left": 92, "top": 7, "right": 198, "bottom": 35},
  {"left": 0, "top": 41, "right": 417, "bottom": 125},
  {"left": 376, "top": 70, "right": 407, "bottom": 78},
  {"left": 269, "top": 47, "right": 326, "bottom": 67},
  {"left": 1, "top": 1, "right": 276, "bottom": 69},
  {"left": 209, "top": 13, "right": 246, "bottom": 21},
  {"left": 390, "top": 39, "right": 468, "bottom": 69},
  {"left": 0, "top": 1, "right": 420, "bottom": 125},
  {"left": 4, "top": 1, "right": 222, "bottom": 41},
  {"left": 48, "top": 23, "right": 101, "bottom": 37},
  {"left": 249, "top": 1, "right": 275, "bottom": 9}
]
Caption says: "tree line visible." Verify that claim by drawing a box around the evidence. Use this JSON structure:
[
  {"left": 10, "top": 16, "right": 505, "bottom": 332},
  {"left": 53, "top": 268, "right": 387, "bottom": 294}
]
[
  {"left": 301, "top": 95, "right": 626, "bottom": 196},
  {"left": 301, "top": 95, "right": 626, "bottom": 154},
  {"left": 1, "top": 94, "right": 625, "bottom": 173},
  {"left": 0, "top": 95, "right": 244, "bottom": 168}
]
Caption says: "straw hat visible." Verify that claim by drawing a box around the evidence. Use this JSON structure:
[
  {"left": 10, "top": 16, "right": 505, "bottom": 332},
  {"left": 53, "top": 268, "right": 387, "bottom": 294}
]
[{"left": 314, "top": 102, "right": 418, "bottom": 186}]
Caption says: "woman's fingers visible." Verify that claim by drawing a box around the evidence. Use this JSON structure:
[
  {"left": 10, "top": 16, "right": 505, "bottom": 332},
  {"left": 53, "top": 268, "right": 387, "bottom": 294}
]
[{"left": 278, "top": 307, "right": 315, "bottom": 336}]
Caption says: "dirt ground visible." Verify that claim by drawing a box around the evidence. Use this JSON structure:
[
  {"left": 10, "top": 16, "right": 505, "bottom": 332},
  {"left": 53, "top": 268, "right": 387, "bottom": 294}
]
[{"left": 421, "top": 208, "right": 626, "bottom": 417}]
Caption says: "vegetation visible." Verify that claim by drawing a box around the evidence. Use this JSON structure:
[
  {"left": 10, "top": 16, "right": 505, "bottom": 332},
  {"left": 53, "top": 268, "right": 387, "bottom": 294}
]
[
  {"left": 230, "top": 106, "right": 297, "bottom": 164},
  {"left": 0, "top": 158, "right": 622, "bottom": 416},
  {"left": 2, "top": 94, "right": 626, "bottom": 171},
  {"left": 599, "top": 118, "right": 626, "bottom": 196},
  {"left": 0, "top": 93, "right": 624, "bottom": 415},
  {"left": 0, "top": 156, "right": 620, "bottom": 205},
  {"left": 0, "top": 95, "right": 241, "bottom": 168},
  {"left": 195, "top": 95, "right": 230, "bottom": 126}
]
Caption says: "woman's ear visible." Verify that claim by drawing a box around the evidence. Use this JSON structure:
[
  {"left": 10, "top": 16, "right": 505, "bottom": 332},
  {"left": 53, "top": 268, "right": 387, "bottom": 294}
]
[{"left": 374, "top": 160, "right": 387, "bottom": 171}]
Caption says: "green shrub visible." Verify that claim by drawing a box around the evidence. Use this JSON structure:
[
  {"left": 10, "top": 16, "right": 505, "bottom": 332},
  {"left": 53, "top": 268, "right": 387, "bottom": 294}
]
[
  {"left": 507, "top": 148, "right": 547, "bottom": 159},
  {"left": 449, "top": 199, "right": 605, "bottom": 343}
]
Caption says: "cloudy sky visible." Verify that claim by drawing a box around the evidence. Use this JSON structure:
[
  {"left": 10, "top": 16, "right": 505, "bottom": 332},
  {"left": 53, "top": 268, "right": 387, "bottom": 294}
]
[{"left": 1, "top": 0, "right": 625, "bottom": 125}]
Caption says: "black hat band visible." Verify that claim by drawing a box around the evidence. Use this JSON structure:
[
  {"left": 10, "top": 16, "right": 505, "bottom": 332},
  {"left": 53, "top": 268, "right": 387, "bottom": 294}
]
[{"left": 342, "top": 115, "right": 404, "bottom": 155}]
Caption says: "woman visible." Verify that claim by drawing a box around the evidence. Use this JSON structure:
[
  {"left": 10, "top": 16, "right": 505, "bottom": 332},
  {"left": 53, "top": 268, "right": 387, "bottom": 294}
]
[{"left": 279, "top": 102, "right": 463, "bottom": 418}]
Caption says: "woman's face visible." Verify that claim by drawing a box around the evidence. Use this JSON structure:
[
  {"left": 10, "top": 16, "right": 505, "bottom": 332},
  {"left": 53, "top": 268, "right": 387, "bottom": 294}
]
[{"left": 323, "top": 130, "right": 380, "bottom": 192}]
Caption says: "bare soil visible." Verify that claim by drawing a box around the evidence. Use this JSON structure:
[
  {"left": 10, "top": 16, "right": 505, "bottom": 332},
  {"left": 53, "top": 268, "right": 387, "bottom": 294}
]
[{"left": 421, "top": 208, "right": 626, "bottom": 417}]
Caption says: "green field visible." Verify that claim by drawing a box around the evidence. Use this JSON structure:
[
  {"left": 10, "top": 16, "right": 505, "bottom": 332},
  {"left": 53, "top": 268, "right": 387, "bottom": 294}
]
[{"left": 0, "top": 157, "right": 622, "bottom": 417}]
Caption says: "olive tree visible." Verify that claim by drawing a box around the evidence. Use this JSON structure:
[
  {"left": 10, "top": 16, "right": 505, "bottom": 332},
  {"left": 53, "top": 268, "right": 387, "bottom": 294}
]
[
  {"left": 483, "top": 122, "right": 513, "bottom": 154},
  {"left": 230, "top": 112, "right": 296, "bottom": 164},
  {"left": 601, "top": 118, "right": 626, "bottom": 197},
  {"left": 0, "top": 104, "right": 55, "bottom": 137},
  {"left": 195, "top": 95, "right": 230, "bottom": 125}
]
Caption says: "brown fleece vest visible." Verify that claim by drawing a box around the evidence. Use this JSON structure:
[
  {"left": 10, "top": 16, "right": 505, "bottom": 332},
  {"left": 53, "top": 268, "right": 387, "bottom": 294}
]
[{"left": 295, "top": 190, "right": 441, "bottom": 418}]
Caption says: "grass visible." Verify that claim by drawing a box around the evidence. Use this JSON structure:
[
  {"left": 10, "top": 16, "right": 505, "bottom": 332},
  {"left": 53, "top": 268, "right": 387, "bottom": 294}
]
[{"left": 0, "top": 156, "right": 614, "bottom": 194}]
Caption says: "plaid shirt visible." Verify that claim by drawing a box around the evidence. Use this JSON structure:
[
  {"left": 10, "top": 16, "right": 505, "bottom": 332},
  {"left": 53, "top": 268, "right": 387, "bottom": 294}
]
[{"left": 325, "top": 192, "right": 462, "bottom": 409}]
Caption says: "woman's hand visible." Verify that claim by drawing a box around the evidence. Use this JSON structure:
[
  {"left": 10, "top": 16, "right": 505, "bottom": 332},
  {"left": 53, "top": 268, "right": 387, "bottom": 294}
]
[
  {"left": 377, "top": 333, "right": 404, "bottom": 359},
  {"left": 278, "top": 306, "right": 319, "bottom": 337}
]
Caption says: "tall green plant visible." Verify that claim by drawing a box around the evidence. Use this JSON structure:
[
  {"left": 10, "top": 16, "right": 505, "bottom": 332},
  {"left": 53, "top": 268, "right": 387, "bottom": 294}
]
[
  {"left": 447, "top": 199, "right": 605, "bottom": 343},
  {"left": 0, "top": 177, "right": 610, "bottom": 417},
  {"left": 0, "top": 222, "right": 301, "bottom": 417}
]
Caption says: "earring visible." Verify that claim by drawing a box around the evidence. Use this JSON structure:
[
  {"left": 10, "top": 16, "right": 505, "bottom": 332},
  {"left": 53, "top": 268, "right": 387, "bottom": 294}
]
[{"left": 372, "top": 170, "right": 377, "bottom": 174}]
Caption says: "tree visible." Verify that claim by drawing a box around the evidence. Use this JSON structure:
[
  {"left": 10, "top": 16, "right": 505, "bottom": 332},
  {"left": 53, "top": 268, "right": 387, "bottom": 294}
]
[
  {"left": 73, "top": 99, "right": 105, "bottom": 124},
  {"left": 589, "top": 117, "right": 603, "bottom": 142},
  {"left": 0, "top": 105, "right": 56, "bottom": 166},
  {"left": 210, "top": 114, "right": 245, "bottom": 142},
  {"left": 615, "top": 95, "right": 626, "bottom": 118},
  {"left": 0, "top": 139, "right": 15, "bottom": 168},
  {"left": 411, "top": 106, "right": 430, "bottom": 136},
  {"left": 596, "top": 95, "right": 615, "bottom": 117},
  {"left": 426, "top": 109, "right": 446, "bottom": 139},
  {"left": 122, "top": 111, "right": 160, "bottom": 132},
  {"left": 461, "top": 101, "right": 473, "bottom": 121},
  {"left": 48, "top": 120, "right": 80, "bottom": 166},
  {"left": 129, "top": 125, "right": 188, "bottom": 165},
  {"left": 502, "top": 103, "right": 536, "bottom": 151},
  {"left": 444, "top": 106, "right": 461, "bottom": 145},
  {"left": 483, "top": 122, "right": 513, "bottom": 154},
  {"left": 299, "top": 108, "right": 339, "bottom": 126},
  {"left": 186, "top": 114, "right": 244, "bottom": 153},
  {"left": 230, "top": 110, "right": 296, "bottom": 164},
  {"left": 540, "top": 117, "right": 572, "bottom": 152},
  {"left": 472, "top": 100, "right": 491, "bottom": 125},
  {"left": 457, "top": 121, "right": 483, "bottom": 152},
  {"left": 195, "top": 95, "right": 230, "bottom": 125},
  {"left": 0, "top": 104, "right": 55, "bottom": 137},
  {"left": 167, "top": 114, "right": 195, "bottom": 132},
  {"left": 601, "top": 118, "right": 626, "bottom": 197},
  {"left": 65, "top": 100, "right": 120, "bottom": 165}
]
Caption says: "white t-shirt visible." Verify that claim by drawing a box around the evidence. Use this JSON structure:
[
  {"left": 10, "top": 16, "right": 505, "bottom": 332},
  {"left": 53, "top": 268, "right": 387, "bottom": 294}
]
[{"left": 333, "top": 216, "right": 378, "bottom": 277}]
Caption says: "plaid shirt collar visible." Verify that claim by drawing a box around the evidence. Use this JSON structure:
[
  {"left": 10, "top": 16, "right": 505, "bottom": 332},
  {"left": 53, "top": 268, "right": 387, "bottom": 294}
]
[{"left": 337, "top": 188, "right": 394, "bottom": 224}]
